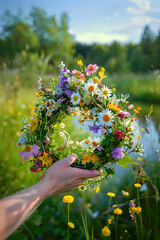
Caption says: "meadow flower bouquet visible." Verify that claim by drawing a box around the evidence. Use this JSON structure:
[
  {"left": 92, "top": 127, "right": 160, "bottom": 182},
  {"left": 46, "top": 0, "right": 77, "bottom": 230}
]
[{"left": 17, "top": 61, "right": 143, "bottom": 189}]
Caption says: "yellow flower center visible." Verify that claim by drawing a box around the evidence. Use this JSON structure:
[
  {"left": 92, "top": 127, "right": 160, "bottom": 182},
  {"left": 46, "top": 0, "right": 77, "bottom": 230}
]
[
  {"left": 92, "top": 141, "right": 98, "bottom": 147},
  {"left": 88, "top": 85, "right": 94, "bottom": 92},
  {"left": 25, "top": 145, "right": 32, "bottom": 152},
  {"left": 85, "top": 140, "right": 90, "bottom": 144},
  {"left": 89, "top": 66, "right": 94, "bottom": 71},
  {"left": 73, "top": 96, "right": 79, "bottom": 101},
  {"left": 103, "top": 114, "right": 110, "bottom": 122},
  {"left": 103, "top": 89, "right": 109, "bottom": 95}
]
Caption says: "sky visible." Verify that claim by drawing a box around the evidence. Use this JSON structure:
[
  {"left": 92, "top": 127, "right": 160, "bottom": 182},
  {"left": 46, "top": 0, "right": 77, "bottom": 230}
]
[{"left": 0, "top": 0, "right": 160, "bottom": 44}]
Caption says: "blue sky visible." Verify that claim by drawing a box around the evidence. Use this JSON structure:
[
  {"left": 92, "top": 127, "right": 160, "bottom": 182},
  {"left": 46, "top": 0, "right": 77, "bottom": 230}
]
[{"left": 0, "top": 0, "right": 160, "bottom": 44}]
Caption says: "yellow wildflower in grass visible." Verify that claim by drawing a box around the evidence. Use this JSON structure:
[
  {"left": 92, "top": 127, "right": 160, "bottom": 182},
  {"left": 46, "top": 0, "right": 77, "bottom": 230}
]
[
  {"left": 108, "top": 219, "right": 112, "bottom": 224},
  {"left": 141, "top": 128, "right": 144, "bottom": 131},
  {"left": 132, "top": 206, "right": 142, "bottom": 214},
  {"left": 134, "top": 183, "right": 142, "bottom": 188},
  {"left": 137, "top": 157, "right": 143, "bottom": 161},
  {"left": 137, "top": 107, "right": 142, "bottom": 110},
  {"left": 94, "top": 186, "right": 100, "bottom": 193},
  {"left": 81, "top": 153, "right": 92, "bottom": 164},
  {"left": 86, "top": 203, "right": 92, "bottom": 208},
  {"left": 137, "top": 135, "right": 141, "bottom": 139},
  {"left": 125, "top": 230, "right": 128, "bottom": 233},
  {"left": 98, "top": 69, "right": 106, "bottom": 79},
  {"left": 102, "top": 226, "right": 111, "bottom": 237},
  {"left": 107, "top": 192, "right": 116, "bottom": 197},
  {"left": 77, "top": 60, "right": 83, "bottom": 66},
  {"left": 63, "top": 195, "right": 74, "bottom": 203},
  {"left": 28, "top": 116, "right": 38, "bottom": 132},
  {"left": 68, "top": 222, "right": 75, "bottom": 228},
  {"left": 113, "top": 205, "right": 123, "bottom": 215},
  {"left": 35, "top": 92, "right": 39, "bottom": 96},
  {"left": 112, "top": 88, "right": 116, "bottom": 91}
]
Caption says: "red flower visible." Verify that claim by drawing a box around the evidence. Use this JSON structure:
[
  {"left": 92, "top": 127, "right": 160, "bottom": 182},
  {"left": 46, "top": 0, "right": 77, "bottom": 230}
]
[{"left": 114, "top": 130, "right": 125, "bottom": 140}]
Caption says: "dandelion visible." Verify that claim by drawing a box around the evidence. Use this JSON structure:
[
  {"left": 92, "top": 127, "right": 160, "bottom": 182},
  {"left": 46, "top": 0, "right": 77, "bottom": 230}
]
[
  {"left": 113, "top": 205, "right": 123, "bottom": 215},
  {"left": 134, "top": 183, "right": 142, "bottom": 188},
  {"left": 137, "top": 157, "right": 143, "bottom": 161},
  {"left": 108, "top": 219, "right": 112, "bottom": 224},
  {"left": 102, "top": 226, "right": 111, "bottom": 237},
  {"left": 107, "top": 192, "right": 116, "bottom": 197},
  {"left": 63, "top": 195, "right": 74, "bottom": 203}
]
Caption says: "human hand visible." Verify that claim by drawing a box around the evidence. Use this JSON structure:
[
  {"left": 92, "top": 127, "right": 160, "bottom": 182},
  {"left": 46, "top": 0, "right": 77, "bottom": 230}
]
[{"left": 39, "top": 154, "right": 102, "bottom": 199}]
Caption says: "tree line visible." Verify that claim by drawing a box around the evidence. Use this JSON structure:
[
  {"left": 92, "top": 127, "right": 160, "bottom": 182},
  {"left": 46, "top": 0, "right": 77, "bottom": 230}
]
[{"left": 0, "top": 7, "right": 160, "bottom": 73}]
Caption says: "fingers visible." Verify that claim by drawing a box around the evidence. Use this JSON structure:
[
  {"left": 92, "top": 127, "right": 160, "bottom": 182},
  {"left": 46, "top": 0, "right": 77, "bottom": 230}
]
[
  {"left": 75, "top": 168, "right": 102, "bottom": 179},
  {"left": 62, "top": 154, "right": 78, "bottom": 167}
]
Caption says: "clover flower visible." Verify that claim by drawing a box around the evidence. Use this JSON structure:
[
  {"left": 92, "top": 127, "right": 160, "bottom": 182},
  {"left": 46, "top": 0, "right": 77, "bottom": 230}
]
[{"left": 114, "top": 130, "right": 125, "bottom": 140}]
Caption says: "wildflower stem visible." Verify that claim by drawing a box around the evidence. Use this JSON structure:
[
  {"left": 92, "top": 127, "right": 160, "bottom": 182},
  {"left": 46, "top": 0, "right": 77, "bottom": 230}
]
[
  {"left": 68, "top": 203, "right": 69, "bottom": 240},
  {"left": 137, "top": 188, "right": 144, "bottom": 239},
  {"left": 108, "top": 197, "right": 112, "bottom": 209},
  {"left": 135, "top": 215, "right": 140, "bottom": 240}
]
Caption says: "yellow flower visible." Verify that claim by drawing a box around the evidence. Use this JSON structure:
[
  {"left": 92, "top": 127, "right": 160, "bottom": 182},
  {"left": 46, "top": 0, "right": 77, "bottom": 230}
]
[
  {"left": 38, "top": 154, "right": 53, "bottom": 168},
  {"left": 112, "top": 88, "right": 116, "bottom": 91},
  {"left": 98, "top": 70, "right": 106, "bottom": 79},
  {"left": 137, "top": 107, "right": 142, "bottom": 110},
  {"left": 94, "top": 186, "right": 100, "bottom": 193},
  {"left": 35, "top": 92, "right": 39, "bottom": 96},
  {"left": 125, "top": 230, "right": 128, "bottom": 233},
  {"left": 108, "top": 219, "right": 112, "bottom": 224},
  {"left": 28, "top": 116, "right": 38, "bottom": 132},
  {"left": 77, "top": 60, "right": 83, "bottom": 66},
  {"left": 137, "top": 157, "right": 143, "bottom": 161},
  {"left": 132, "top": 206, "right": 142, "bottom": 214},
  {"left": 63, "top": 195, "right": 74, "bottom": 203},
  {"left": 102, "top": 226, "right": 111, "bottom": 237},
  {"left": 134, "top": 183, "right": 142, "bottom": 188},
  {"left": 133, "top": 109, "right": 139, "bottom": 114},
  {"left": 107, "top": 192, "right": 116, "bottom": 197},
  {"left": 141, "top": 128, "right": 144, "bottom": 131},
  {"left": 90, "top": 154, "right": 100, "bottom": 163},
  {"left": 81, "top": 153, "right": 92, "bottom": 164},
  {"left": 113, "top": 205, "right": 123, "bottom": 215},
  {"left": 106, "top": 153, "right": 110, "bottom": 157},
  {"left": 68, "top": 222, "right": 75, "bottom": 228},
  {"left": 137, "top": 135, "right": 141, "bottom": 139},
  {"left": 86, "top": 203, "right": 92, "bottom": 208}
]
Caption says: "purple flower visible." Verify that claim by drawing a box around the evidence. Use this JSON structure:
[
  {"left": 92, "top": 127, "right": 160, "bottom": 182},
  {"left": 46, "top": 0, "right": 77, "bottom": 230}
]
[
  {"left": 64, "top": 90, "right": 73, "bottom": 97},
  {"left": 111, "top": 147, "right": 124, "bottom": 160},
  {"left": 19, "top": 144, "right": 40, "bottom": 161},
  {"left": 89, "top": 124, "right": 101, "bottom": 133}
]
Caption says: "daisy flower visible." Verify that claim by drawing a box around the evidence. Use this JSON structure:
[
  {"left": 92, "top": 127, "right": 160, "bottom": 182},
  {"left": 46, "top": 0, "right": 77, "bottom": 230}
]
[
  {"left": 60, "top": 123, "right": 65, "bottom": 128},
  {"left": 81, "top": 138, "right": 92, "bottom": 148},
  {"left": 19, "top": 144, "right": 40, "bottom": 161},
  {"left": 38, "top": 105, "right": 44, "bottom": 111},
  {"left": 84, "top": 79, "right": 97, "bottom": 96},
  {"left": 98, "top": 109, "right": 114, "bottom": 127},
  {"left": 59, "top": 131, "right": 65, "bottom": 137},
  {"left": 99, "top": 86, "right": 112, "bottom": 99},
  {"left": 71, "top": 92, "right": 81, "bottom": 105},
  {"left": 55, "top": 87, "right": 62, "bottom": 96},
  {"left": 46, "top": 111, "right": 52, "bottom": 117},
  {"left": 92, "top": 107, "right": 99, "bottom": 116},
  {"left": 89, "top": 137, "right": 101, "bottom": 148},
  {"left": 85, "top": 64, "right": 98, "bottom": 76}
]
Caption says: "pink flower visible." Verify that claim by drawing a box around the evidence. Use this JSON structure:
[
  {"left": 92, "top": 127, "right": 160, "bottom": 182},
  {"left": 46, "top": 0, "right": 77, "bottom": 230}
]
[
  {"left": 43, "top": 137, "right": 50, "bottom": 144},
  {"left": 19, "top": 145, "right": 40, "bottom": 161},
  {"left": 71, "top": 69, "right": 84, "bottom": 78},
  {"left": 85, "top": 64, "right": 98, "bottom": 76},
  {"left": 114, "top": 130, "right": 125, "bottom": 140},
  {"left": 118, "top": 111, "right": 130, "bottom": 119},
  {"left": 128, "top": 104, "right": 134, "bottom": 110}
]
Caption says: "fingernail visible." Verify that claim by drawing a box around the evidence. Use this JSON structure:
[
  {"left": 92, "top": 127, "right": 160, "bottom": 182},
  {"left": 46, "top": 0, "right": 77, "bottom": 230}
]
[{"left": 93, "top": 170, "right": 101, "bottom": 175}]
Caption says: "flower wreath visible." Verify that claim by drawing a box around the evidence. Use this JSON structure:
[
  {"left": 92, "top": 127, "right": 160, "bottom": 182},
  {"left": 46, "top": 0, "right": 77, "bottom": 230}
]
[{"left": 17, "top": 61, "right": 143, "bottom": 189}]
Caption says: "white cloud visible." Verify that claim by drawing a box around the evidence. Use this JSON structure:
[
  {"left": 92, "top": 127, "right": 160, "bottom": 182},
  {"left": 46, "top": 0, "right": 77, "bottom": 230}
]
[
  {"left": 114, "top": 12, "right": 119, "bottom": 17},
  {"left": 68, "top": 29, "right": 75, "bottom": 35},
  {"left": 127, "top": 0, "right": 160, "bottom": 15},
  {"left": 76, "top": 32, "right": 129, "bottom": 44}
]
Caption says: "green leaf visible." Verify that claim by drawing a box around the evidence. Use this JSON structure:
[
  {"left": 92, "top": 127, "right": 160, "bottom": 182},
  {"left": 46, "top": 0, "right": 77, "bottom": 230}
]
[{"left": 117, "top": 156, "right": 138, "bottom": 168}]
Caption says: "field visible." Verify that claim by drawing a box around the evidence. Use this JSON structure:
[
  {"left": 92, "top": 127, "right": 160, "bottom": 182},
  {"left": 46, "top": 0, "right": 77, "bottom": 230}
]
[{"left": 0, "top": 69, "right": 160, "bottom": 239}]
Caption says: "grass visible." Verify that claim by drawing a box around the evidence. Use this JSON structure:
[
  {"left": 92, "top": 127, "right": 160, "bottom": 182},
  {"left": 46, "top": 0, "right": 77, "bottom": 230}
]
[{"left": 0, "top": 69, "right": 160, "bottom": 239}]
